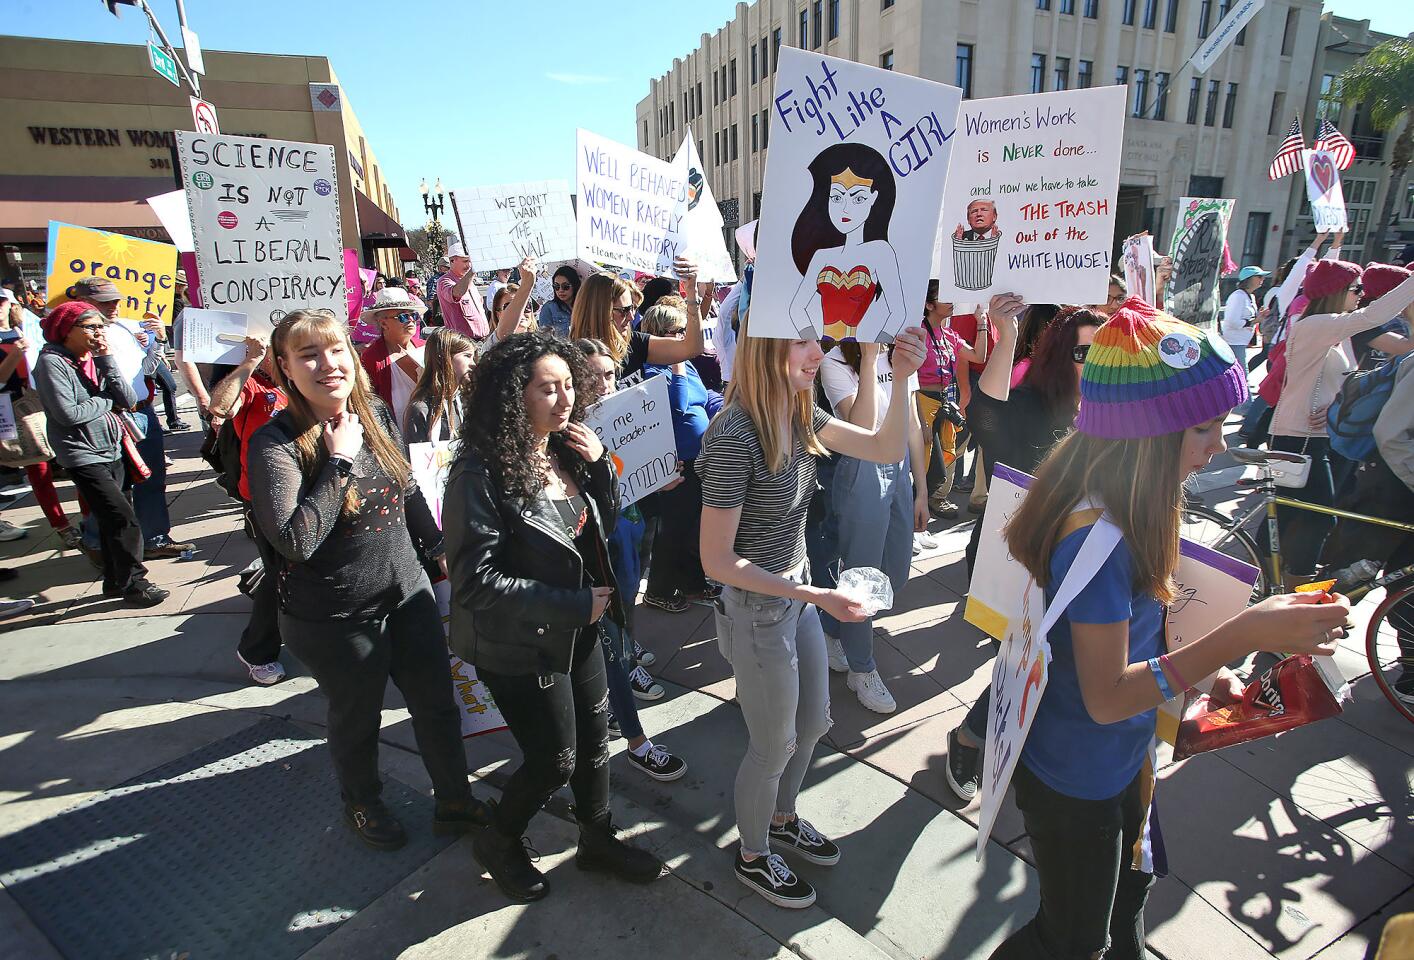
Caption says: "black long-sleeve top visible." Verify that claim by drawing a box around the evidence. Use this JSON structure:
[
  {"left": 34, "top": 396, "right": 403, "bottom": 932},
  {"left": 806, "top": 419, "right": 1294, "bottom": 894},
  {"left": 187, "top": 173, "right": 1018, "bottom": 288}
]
[{"left": 247, "top": 399, "right": 444, "bottom": 621}]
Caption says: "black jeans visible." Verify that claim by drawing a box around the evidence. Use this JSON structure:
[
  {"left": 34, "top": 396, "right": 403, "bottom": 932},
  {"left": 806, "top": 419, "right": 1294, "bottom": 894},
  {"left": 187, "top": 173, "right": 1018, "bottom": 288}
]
[
  {"left": 646, "top": 460, "right": 708, "bottom": 598},
  {"left": 238, "top": 509, "right": 283, "bottom": 665},
  {"left": 280, "top": 584, "right": 472, "bottom": 807},
  {"left": 68, "top": 458, "right": 147, "bottom": 593},
  {"left": 479, "top": 630, "right": 612, "bottom": 837},
  {"left": 990, "top": 763, "right": 1154, "bottom": 960},
  {"left": 152, "top": 360, "right": 181, "bottom": 426},
  {"left": 1267, "top": 435, "right": 1335, "bottom": 576}
]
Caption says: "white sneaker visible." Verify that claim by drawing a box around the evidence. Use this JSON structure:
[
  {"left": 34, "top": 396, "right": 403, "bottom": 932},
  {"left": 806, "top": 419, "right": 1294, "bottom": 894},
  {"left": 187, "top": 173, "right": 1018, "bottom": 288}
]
[
  {"left": 0, "top": 519, "right": 28, "bottom": 542},
  {"left": 238, "top": 653, "right": 287, "bottom": 686},
  {"left": 825, "top": 636, "right": 848, "bottom": 673},
  {"left": 0, "top": 598, "right": 34, "bottom": 620},
  {"left": 914, "top": 531, "right": 939, "bottom": 551},
  {"left": 847, "top": 669, "right": 897, "bottom": 714}
]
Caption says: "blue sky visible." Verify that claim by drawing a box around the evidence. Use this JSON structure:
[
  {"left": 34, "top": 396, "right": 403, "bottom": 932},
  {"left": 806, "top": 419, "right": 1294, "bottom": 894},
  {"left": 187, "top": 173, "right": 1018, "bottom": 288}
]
[{"left": 7, "top": 0, "right": 1412, "bottom": 231}]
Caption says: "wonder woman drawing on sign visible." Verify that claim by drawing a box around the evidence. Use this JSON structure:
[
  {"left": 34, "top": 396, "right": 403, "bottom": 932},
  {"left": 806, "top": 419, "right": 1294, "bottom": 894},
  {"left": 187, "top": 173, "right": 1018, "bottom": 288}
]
[{"left": 787, "top": 143, "right": 904, "bottom": 343}]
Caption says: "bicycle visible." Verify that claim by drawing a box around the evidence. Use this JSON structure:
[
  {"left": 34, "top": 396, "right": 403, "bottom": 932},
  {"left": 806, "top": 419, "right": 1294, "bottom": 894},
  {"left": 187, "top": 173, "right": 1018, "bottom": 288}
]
[{"left": 1181, "top": 447, "right": 1414, "bottom": 725}]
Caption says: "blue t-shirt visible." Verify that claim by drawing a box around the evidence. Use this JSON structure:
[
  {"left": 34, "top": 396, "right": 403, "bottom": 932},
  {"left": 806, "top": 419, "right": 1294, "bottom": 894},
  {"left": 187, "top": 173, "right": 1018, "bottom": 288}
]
[{"left": 1021, "top": 526, "right": 1165, "bottom": 800}]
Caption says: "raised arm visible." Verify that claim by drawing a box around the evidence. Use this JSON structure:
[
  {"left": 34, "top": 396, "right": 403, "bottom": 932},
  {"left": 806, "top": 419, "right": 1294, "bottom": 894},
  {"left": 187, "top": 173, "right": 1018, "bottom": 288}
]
[
  {"left": 645, "top": 258, "right": 706, "bottom": 365},
  {"left": 207, "top": 335, "right": 268, "bottom": 421},
  {"left": 247, "top": 427, "right": 353, "bottom": 563},
  {"left": 492, "top": 257, "right": 538, "bottom": 341},
  {"left": 977, "top": 294, "right": 1026, "bottom": 402},
  {"left": 817, "top": 327, "right": 926, "bottom": 463}
]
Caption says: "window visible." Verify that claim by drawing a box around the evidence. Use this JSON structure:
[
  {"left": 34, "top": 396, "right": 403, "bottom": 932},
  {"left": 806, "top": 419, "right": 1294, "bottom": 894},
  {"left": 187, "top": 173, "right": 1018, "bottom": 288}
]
[
  {"left": 1122, "top": 0, "right": 1135, "bottom": 25},
  {"left": 731, "top": 124, "right": 738, "bottom": 160},
  {"left": 1189, "top": 175, "right": 1223, "bottom": 197},
  {"left": 1186, "top": 77, "right": 1201, "bottom": 124},
  {"left": 761, "top": 109, "right": 769, "bottom": 148},
  {"left": 669, "top": 101, "right": 674, "bottom": 129},
  {"left": 1077, "top": 59, "right": 1094, "bottom": 88},
  {"left": 751, "top": 45, "right": 758, "bottom": 84},
  {"left": 883, "top": 0, "right": 895, "bottom": 7},
  {"left": 642, "top": 120, "right": 648, "bottom": 143},
  {"left": 1204, "top": 79, "right": 1220, "bottom": 126},
  {"left": 1115, "top": 64, "right": 1129, "bottom": 86},
  {"left": 1241, "top": 212, "right": 1270, "bottom": 266},
  {"left": 829, "top": 0, "right": 840, "bottom": 39},
  {"left": 1317, "top": 73, "right": 1342, "bottom": 123},
  {"left": 773, "top": 29, "right": 781, "bottom": 69},
  {"left": 1054, "top": 56, "right": 1070, "bottom": 90},
  {"left": 1133, "top": 69, "right": 1150, "bottom": 117},
  {"left": 696, "top": 83, "right": 702, "bottom": 114},
  {"left": 713, "top": 72, "right": 719, "bottom": 104},
  {"left": 1222, "top": 82, "right": 1238, "bottom": 128},
  {"left": 730, "top": 59, "right": 737, "bottom": 96},
  {"left": 714, "top": 131, "right": 720, "bottom": 165},
  {"left": 1142, "top": 0, "right": 1157, "bottom": 28},
  {"left": 1164, "top": 0, "right": 1179, "bottom": 32},
  {"left": 1197, "top": 0, "right": 1212, "bottom": 37},
  {"left": 956, "top": 43, "right": 974, "bottom": 98},
  {"left": 1154, "top": 71, "right": 1170, "bottom": 120},
  {"left": 1267, "top": 92, "right": 1285, "bottom": 134},
  {"left": 880, "top": 49, "right": 895, "bottom": 70},
  {"left": 762, "top": 38, "right": 771, "bottom": 76},
  {"left": 1084, "top": 0, "right": 1099, "bottom": 16},
  {"left": 799, "top": 8, "right": 809, "bottom": 47},
  {"left": 752, "top": 114, "right": 759, "bottom": 152},
  {"left": 1060, "top": 0, "right": 1075, "bottom": 12},
  {"left": 813, "top": 1, "right": 823, "bottom": 48},
  {"left": 1037, "top": 0, "right": 1051, "bottom": 9},
  {"left": 1032, "top": 54, "right": 1048, "bottom": 94},
  {"left": 1281, "top": 7, "right": 1299, "bottom": 55}
]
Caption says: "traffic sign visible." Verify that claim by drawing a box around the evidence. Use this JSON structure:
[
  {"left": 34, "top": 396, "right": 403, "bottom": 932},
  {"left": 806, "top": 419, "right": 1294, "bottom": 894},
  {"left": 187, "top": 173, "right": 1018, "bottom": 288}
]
[
  {"left": 189, "top": 96, "right": 220, "bottom": 134},
  {"left": 148, "top": 39, "right": 180, "bottom": 87}
]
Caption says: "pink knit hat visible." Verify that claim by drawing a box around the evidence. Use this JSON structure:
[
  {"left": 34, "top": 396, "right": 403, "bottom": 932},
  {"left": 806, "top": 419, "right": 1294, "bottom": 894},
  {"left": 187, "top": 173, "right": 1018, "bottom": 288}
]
[
  {"left": 1362, "top": 264, "right": 1412, "bottom": 302},
  {"left": 1303, "top": 259, "right": 1363, "bottom": 299}
]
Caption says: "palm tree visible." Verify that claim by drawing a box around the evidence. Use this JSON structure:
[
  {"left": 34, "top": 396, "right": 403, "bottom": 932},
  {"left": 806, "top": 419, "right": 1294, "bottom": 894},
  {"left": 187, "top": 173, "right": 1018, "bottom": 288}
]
[{"left": 1336, "top": 37, "right": 1414, "bottom": 262}]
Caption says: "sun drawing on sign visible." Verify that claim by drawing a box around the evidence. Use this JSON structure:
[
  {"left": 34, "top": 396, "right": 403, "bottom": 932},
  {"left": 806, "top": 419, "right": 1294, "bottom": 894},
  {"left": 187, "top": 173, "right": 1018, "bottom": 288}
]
[{"left": 98, "top": 232, "right": 136, "bottom": 260}]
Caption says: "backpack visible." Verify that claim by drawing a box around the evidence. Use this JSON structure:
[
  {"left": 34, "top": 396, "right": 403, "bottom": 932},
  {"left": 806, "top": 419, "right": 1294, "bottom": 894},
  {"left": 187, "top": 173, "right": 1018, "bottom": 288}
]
[
  {"left": 1327, "top": 353, "right": 1408, "bottom": 463},
  {"left": 199, "top": 417, "right": 246, "bottom": 501}
]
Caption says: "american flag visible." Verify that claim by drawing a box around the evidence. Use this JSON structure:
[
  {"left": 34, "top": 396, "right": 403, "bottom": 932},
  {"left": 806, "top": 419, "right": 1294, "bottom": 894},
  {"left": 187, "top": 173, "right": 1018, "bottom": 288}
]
[
  {"left": 1268, "top": 116, "right": 1305, "bottom": 180},
  {"left": 1315, "top": 118, "right": 1356, "bottom": 170}
]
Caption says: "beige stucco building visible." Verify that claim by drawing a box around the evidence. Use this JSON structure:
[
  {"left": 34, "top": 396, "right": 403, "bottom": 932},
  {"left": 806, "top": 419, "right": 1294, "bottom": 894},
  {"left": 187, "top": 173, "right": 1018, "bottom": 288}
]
[
  {"left": 0, "top": 35, "right": 412, "bottom": 283},
  {"left": 637, "top": 0, "right": 1345, "bottom": 272}
]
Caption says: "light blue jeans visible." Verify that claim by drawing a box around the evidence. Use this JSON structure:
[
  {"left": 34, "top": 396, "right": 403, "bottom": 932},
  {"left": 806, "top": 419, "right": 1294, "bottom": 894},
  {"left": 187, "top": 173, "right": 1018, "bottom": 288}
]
[{"left": 829, "top": 454, "right": 914, "bottom": 674}]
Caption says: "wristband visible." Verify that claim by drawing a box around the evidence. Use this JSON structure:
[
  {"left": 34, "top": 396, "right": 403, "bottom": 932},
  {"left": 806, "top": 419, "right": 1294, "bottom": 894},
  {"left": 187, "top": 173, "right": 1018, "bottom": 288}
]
[
  {"left": 1147, "top": 657, "right": 1175, "bottom": 700},
  {"left": 1158, "top": 653, "right": 1191, "bottom": 693},
  {"left": 328, "top": 454, "right": 354, "bottom": 477}
]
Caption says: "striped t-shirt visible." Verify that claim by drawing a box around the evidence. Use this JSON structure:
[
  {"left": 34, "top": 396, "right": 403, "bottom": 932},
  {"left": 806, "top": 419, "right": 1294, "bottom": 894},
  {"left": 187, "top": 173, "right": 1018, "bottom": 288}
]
[{"left": 697, "top": 404, "right": 833, "bottom": 574}]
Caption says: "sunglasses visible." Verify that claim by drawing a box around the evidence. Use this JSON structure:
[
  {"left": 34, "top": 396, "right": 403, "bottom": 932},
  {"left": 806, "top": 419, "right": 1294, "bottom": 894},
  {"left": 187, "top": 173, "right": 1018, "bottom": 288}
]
[
  {"left": 664, "top": 327, "right": 687, "bottom": 336},
  {"left": 553, "top": 282, "right": 574, "bottom": 292},
  {"left": 390, "top": 312, "right": 419, "bottom": 324},
  {"left": 1072, "top": 344, "right": 1091, "bottom": 363},
  {"left": 611, "top": 305, "right": 636, "bottom": 319}
]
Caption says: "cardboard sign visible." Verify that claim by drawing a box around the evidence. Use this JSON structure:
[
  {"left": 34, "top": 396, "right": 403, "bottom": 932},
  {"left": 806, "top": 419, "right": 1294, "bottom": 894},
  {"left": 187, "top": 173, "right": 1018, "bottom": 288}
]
[
  {"left": 45, "top": 222, "right": 178, "bottom": 321},
  {"left": 176, "top": 132, "right": 346, "bottom": 326},
  {"left": 180, "top": 308, "right": 249, "bottom": 364},
  {"left": 146, "top": 190, "right": 196, "bottom": 252},
  {"left": 583, "top": 373, "right": 677, "bottom": 507},
  {"left": 1166, "top": 197, "right": 1234, "bottom": 332},
  {"left": 671, "top": 137, "right": 737, "bottom": 283},
  {"left": 451, "top": 180, "right": 577, "bottom": 271},
  {"left": 0, "top": 393, "right": 17, "bottom": 443},
  {"left": 576, "top": 129, "right": 689, "bottom": 276},
  {"left": 934, "top": 86, "right": 1126, "bottom": 305},
  {"left": 408, "top": 439, "right": 508, "bottom": 738},
  {"left": 1121, "top": 233, "right": 1157, "bottom": 307},
  {"left": 752, "top": 48, "right": 961, "bottom": 342},
  {"left": 1304, "top": 149, "right": 1348, "bottom": 232}
]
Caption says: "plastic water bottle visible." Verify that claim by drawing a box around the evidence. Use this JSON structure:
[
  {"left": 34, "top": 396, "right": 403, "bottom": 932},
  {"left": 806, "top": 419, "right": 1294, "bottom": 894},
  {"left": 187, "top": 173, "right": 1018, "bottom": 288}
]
[
  {"left": 836, "top": 566, "right": 894, "bottom": 615},
  {"left": 180, "top": 548, "right": 195, "bottom": 561},
  {"left": 1326, "top": 558, "right": 1379, "bottom": 594}
]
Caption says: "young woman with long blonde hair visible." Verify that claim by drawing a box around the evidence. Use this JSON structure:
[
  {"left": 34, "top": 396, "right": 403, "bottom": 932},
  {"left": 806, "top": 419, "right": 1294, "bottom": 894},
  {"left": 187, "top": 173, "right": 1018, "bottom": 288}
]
[
  {"left": 248, "top": 309, "right": 490, "bottom": 851},
  {"left": 697, "top": 322, "right": 927, "bottom": 910},
  {"left": 570, "top": 258, "right": 704, "bottom": 381}
]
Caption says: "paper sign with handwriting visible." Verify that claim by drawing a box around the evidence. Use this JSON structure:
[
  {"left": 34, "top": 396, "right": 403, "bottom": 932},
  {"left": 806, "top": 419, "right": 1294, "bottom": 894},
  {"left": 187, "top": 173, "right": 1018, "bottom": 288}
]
[
  {"left": 452, "top": 180, "right": 577, "bottom": 271},
  {"left": 1167, "top": 197, "right": 1234, "bottom": 332},
  {"left": 751, "top": 48, "right": 961, "bottom": 342},
  {"left": 934, "top": 85, "right": 1126, "bottom": 304},
  {"left": 1122, "top": 234, "right": 1157, "bottom": 306},
  {"left": 1304, "top": 149, "right": 1348, "bottom": 232},
  {"left": 576, "top": 129, "right": 688, "bottom": 277},
  {"left": 583, "top": 374, "right": 677, "bottom": 507}
]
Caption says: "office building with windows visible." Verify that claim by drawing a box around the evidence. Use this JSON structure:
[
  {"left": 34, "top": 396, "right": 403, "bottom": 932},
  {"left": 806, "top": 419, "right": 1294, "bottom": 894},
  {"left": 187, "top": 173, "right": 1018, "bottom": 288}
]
[{"left": 636, "top": 0, "right": 1330, "bottom": 271}]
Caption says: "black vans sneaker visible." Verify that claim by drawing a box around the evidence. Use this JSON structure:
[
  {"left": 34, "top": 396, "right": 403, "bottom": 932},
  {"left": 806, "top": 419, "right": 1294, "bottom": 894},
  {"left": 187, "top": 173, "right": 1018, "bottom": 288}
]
[
  {"left": 768, "top": 816, "right": 840, "bottom": 866},
  {"left": 945, "top": 726, "right": 981, "bottom": 802},
  {"left": 625, "top": 742, "right": 687, "bottom": 781},
  {"left": 735, "top": 851, "right": 816, "bottom": 909}
]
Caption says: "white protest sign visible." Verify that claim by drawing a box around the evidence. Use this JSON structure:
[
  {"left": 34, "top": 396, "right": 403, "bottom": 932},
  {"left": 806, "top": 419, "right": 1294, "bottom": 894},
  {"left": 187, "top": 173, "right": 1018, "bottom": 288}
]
[
  {"left": 1121, "top": 233, "right": 1157, "bottom": 307},
  {"left": 0, "top": 393, "right": 17, "bottom": 443},
  {"left": 672, "top": 136, "right": 737, "bottom": 283},
  {"left": 935, "top": 86, "right": 1126, "bottom": 305},
  {"left": 753, "top": 48, "right": 961, "bottom": 342},
  {"left": 451, "top": 180, "right": 577, "bottom": 271},
  {"left": 180, "top": 308, "right": 249, "bottom": 364},
  {"left": 409, "top": 439, "right": 509, "bottom": 738},
  {"left": 176, "top": 132, "right": 346, "bottom": 326},
  {"left": 1304, "top": 149, "right": 1348, "bottom": 232},
  {"left": 583, "top": 373, "right": 677, "bottom": 507},
  {"left": 1191, "top": 0, "right": 1266, "bottom": 74},
  {"left": 147, "top": 189, "right": 195, "bottom": 252},
  {"left": 106, "top": 321, "right": 150, "bottom": 391},
  {"left": 735, "top": 219, "right": 758, "bottom": 261},
  {"left": 20, "top": 309, "right": 43, "bottom": 387},
  {"left": 577, "top": 129, "right": 688, "bottom": 277}
]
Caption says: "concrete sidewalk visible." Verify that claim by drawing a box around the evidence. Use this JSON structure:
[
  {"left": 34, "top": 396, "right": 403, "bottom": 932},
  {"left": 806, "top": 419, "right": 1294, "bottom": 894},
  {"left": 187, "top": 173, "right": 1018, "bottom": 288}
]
[{"left": 0, "top": 426, "right": 1408, "bottom": 959}]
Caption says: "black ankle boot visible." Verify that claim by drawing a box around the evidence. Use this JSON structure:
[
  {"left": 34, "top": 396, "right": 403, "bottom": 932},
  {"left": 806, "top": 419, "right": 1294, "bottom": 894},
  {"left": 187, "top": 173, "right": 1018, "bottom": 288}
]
[
  {"left": 433, "top": 796, "right": 496, "bottom": 836},
  {"left": 472, "top": 827, "right": 547, "bottom": 902},
  {"left": 575, "top": 819, "right": 664, "bottom": 883},
  {"left": 343, "top": 800, "right": 407, "bottom": 851}
]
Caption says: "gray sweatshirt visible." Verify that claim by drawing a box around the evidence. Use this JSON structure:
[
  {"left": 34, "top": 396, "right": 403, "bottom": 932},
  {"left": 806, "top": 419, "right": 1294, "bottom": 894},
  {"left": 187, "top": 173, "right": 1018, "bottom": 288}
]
[
  {"left": 1374, "top": 360, "right": 1414, "bottom": 491},
  {"left": 33, "top": 346, "right": 137, "bottom": 468}
]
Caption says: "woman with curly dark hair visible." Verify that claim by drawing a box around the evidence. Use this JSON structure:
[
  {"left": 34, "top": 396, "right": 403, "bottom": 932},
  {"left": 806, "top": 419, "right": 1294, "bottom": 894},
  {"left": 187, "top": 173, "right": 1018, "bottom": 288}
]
[{"left": 442, "top": 332, "right": 664, "bottom": 903}]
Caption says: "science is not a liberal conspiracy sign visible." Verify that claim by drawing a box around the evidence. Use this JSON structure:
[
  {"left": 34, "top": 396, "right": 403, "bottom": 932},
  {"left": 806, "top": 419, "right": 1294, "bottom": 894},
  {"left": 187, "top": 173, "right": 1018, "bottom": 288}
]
[{"left": 176, "top": 132, "right": 346, "bottom": 327}]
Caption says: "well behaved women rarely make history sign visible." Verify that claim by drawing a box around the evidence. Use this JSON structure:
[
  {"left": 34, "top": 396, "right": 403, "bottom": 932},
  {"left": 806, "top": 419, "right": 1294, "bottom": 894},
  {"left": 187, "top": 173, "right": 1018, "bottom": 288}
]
[
  {"left": 176, "top": 132, "right": 346, "bottom": 326},
  {"left": 751, "top": 48, "right": 961, "bottom": 343},
  {"left": 934, "top": 85, "right": 1126, "bottom": 304},
  {"left": 576, "top": 129, "right": 691, "bottom": 277}
]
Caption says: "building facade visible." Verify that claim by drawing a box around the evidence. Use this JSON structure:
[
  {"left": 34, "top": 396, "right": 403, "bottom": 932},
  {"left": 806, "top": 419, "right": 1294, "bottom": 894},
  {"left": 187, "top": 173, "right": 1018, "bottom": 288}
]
[
  {"left": 0, "top": 35, "right": 412, "bottom": 283},
  {"left": 637, "top": 0, "right": 1332, "bottom": 272}
]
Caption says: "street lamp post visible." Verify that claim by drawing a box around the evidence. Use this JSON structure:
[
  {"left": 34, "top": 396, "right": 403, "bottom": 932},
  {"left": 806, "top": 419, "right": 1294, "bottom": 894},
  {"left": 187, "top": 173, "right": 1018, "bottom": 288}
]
[{"left": 419, "top": 178, "right": 446, "bottom": 224}]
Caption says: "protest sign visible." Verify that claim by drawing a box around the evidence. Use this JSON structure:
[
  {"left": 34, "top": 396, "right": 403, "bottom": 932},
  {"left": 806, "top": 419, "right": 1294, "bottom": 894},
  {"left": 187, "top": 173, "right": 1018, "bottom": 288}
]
[
  {"left": 146, "top": 190, "right": 195, "bottom": 252},
  {"left": 671, "top": 137, "right": 737, "bottom": 283},
  {"left": 0, "top": 394, "right": 16, "bottom": 443},
  {"left": 1191, "top": 0, "right": 1266, "bottom": 74},
  {"left": 180, "top": 308, "right": 249, "bottom": 364},
  {"left": 576, "top": 129, "right": 689, "bottom": 277},
  {"left": 1166, "top": 197, "right": 1234, "bottom": 331},
  {"left": 735, "top": 220, "right": 758, "bottom": 262},
  {"left": 104, "top": 321, "right": 151, "bottom": 394},
  {"left": 1304, "top": 149, "right": 1348, "bottom": 232},
  {"left": 20, "top": 309, "right": 44, "bottom": 386},
  {"left": 583, "top": 374, "right": 677, "bottom": 507},
  {"left": 1121, "top": 233, "right": 1157, "bottom": 306},
  {"left": 175, "top": 132, "right": 345, "bottom": 326},
  {"left": 45, "top": 222, "right": 178, "bottom": 321},
  {"left": 451, "top": 180, "right": 577, "bottom": 270},
  {"left": 408, "top": 439, "right": 508, "bottom": 738},
  {"left": 752, "top": 48, "right": 961, "bottom": 342},
  {"left": 934, "top": 86, "right": 1126, "bottom": 305}
]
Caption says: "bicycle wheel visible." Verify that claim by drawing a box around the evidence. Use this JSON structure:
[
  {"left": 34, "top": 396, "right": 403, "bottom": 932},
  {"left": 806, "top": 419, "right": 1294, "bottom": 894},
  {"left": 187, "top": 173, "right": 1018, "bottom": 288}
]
[
  {"left": 1365, "top": 577, "right": 1414, "bottom": 726},
  {"left": 1181, "top": 504, "right": 1268, "bottom": 601}
]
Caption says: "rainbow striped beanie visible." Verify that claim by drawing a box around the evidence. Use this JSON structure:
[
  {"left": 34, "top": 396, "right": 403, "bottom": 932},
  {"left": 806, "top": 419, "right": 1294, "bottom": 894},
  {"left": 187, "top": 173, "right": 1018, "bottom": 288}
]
[{"left": 1076, "top": 297, "right": 1248, "bottom": 439}]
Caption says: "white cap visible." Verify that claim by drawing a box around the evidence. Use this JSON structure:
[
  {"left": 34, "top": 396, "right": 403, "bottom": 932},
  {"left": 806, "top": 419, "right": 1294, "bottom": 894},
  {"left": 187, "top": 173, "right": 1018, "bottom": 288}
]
[{"left": 445, "top": 240, "right": 467, "bottom": 259}]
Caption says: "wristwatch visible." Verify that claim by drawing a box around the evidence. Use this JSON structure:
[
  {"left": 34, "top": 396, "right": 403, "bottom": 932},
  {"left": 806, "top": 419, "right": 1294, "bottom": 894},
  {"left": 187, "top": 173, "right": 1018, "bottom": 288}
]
[{"left": 328, "top": 454, "right": 354, "bottom": 477}]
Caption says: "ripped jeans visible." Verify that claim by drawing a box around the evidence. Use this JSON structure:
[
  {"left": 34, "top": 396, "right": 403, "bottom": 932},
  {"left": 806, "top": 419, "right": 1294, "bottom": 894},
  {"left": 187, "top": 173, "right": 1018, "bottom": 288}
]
[
  {"left": 478, "top": 628, "right": 611, "bottom": 837},
  {"left": 715, "top": 579, "right": 832, "bottom": 856}
]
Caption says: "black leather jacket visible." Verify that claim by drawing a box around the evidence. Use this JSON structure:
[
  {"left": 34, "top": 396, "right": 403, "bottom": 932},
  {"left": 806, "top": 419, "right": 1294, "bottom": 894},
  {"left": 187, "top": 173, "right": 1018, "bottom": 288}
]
[{"left": 443, "top": 435, "right": 623, "bottom": 676}]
